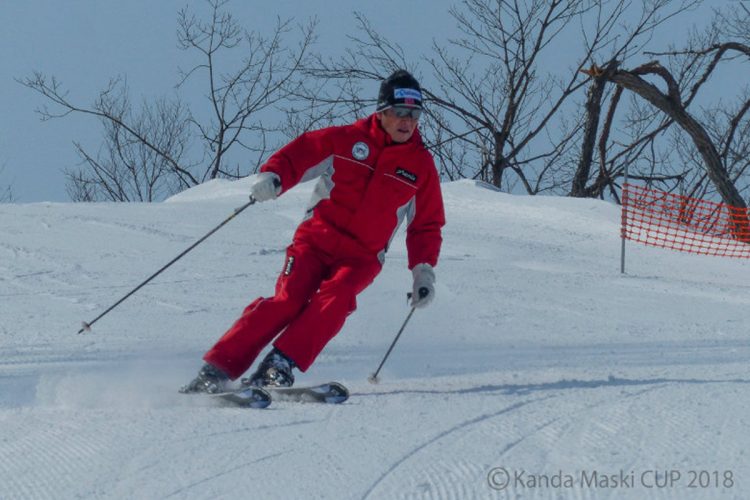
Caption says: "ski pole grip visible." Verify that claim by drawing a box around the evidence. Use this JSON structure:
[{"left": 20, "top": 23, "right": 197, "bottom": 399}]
[
  {"left": 408, "top": 288, "right": 429, "bottom": 298},
  {"left": 406, "top": 287, "right": 430, "bottom": 303}
]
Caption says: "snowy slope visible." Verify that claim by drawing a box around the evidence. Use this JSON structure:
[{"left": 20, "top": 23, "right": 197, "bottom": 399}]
[{"left": 1, "top": 178, "right": 749, "bottom": 499}]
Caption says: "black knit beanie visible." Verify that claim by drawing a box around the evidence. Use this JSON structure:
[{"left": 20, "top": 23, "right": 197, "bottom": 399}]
[{"left": 376, "top": 70, "right": 423, "bottom": 111}]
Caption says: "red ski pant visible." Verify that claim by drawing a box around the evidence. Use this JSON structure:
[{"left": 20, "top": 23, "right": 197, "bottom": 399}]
[{"left": 203, "top": 241, "right": 382, "bottom": 379}]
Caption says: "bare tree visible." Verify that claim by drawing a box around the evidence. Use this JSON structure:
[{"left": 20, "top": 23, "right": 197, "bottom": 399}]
[
  {"left": 663, "top": 24, "right": 750, "bottom": 203},
  {"left": 303, "top": 0, "right": 696, "bottom": 196},
  {"left": 572, "top": 3, "right": 750, "bottom": 213},
  {"left": 564, "top": 0, "right": 700, "bottom": 198},
  {"left": 425, "top": 0, "right": 600, "bottom": 193},
  {"left": 64, "top": 82, "right": 192, "bottom": 201},
  {"left": 715, "top": 1, "right": 750, "bottom": 45},
  {"left": 176, "top": 0, "right": 317, "bottom": 180},
  {"left": 288, "top": 12, "right": 405, "bottom": 137},
  {"left": 303, "top": 2, "right": 586, "bottom": 191},
  {"left": 606, "top": 61, "right": 745, "bottom": 208},
  {"left": 19, "top": 0, "right": 317, "bottom": 201},
  {"left": 19, "top": 73, "right": 200, "bottom": 196}
]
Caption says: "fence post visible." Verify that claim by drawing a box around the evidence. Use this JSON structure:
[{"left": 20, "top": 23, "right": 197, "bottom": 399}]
[{"left": 620, "top": 162, "right": 630, "bottom": 275}]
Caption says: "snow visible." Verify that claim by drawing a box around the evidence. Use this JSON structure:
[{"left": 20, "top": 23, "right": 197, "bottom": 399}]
[{"left": 2, "top": 178, "right": 749, "bottom": 499}]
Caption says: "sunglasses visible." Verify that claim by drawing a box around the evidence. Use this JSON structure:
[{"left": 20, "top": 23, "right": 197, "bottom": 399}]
[{"left": 387, "top": 106, "right": 422, "bottom": 120}]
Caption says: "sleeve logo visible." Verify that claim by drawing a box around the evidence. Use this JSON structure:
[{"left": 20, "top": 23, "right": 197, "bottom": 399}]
[
  {"left": 352, "top": 141, "right": 370, "bottom": 160},
  {"left": 284, "top": 256, "right": 295, "bottom": 276}
]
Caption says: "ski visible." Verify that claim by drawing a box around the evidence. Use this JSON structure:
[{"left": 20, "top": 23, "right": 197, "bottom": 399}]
[
  {"left": 185, "top": 382, "right": 348, "bottom": 407},
  {"left": 210, "top": 386, "right": 272, "bottom": 409},
  {"left": 264, "top": 381, "right": 349, "bottom": 404}
]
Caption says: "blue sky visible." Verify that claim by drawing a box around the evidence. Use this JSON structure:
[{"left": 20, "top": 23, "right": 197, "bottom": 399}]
[
  {"left": 1, "top": 0, "right": 452, "bottom": 202},
  {"left": 0, "top": 0, "right": 731, "bottom": 202}
]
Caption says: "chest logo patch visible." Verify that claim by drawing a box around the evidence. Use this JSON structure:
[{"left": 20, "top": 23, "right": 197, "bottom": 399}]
[
  {"left": 352, "top": 141, "right": 370, "bottom": 161},
  {"left": 395, "top": 167, "right": 418, "bottom": 184}
]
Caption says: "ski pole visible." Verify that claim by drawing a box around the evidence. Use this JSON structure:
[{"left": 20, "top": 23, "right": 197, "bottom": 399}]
[
  {"left": 368, "top": 288, "right": 429, "bottom": 384},
  {"left": 77, "top": 196, "right": 258, "bottom": 334}
]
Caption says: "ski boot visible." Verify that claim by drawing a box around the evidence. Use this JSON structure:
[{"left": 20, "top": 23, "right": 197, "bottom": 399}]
[
  {"left": 179, "top": 363, "right": 230, "bottom": 394},
  {"left": 242, "top": 348, "right": 296, "bottom": 388}
]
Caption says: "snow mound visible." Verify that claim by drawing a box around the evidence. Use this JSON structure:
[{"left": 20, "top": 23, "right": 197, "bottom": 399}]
[{"left": 2, "top": 177, "right": 750, "bottom": 499}]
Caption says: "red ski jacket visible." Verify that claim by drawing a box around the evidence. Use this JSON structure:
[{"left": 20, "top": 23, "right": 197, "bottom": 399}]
[{"left": 261, "top": 114, "right": 444, "bottom": 268}]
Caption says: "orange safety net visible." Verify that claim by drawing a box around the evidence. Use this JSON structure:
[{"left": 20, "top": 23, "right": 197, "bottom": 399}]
[{"left": 621, "top": 183, "right": 750, "bottom": 258}]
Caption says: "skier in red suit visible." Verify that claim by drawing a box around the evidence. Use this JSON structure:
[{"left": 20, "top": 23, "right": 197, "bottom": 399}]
[{"left": 182, "top": 70, "right": 445, "bottom": 393}]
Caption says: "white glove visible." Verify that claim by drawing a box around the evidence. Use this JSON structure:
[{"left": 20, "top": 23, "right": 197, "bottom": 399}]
[
  {"left": 410, "top": 263, "right": 435, "bottom": 308},
  {"left": 251, "top": 172, "right": 281, "bottom": 202}
]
